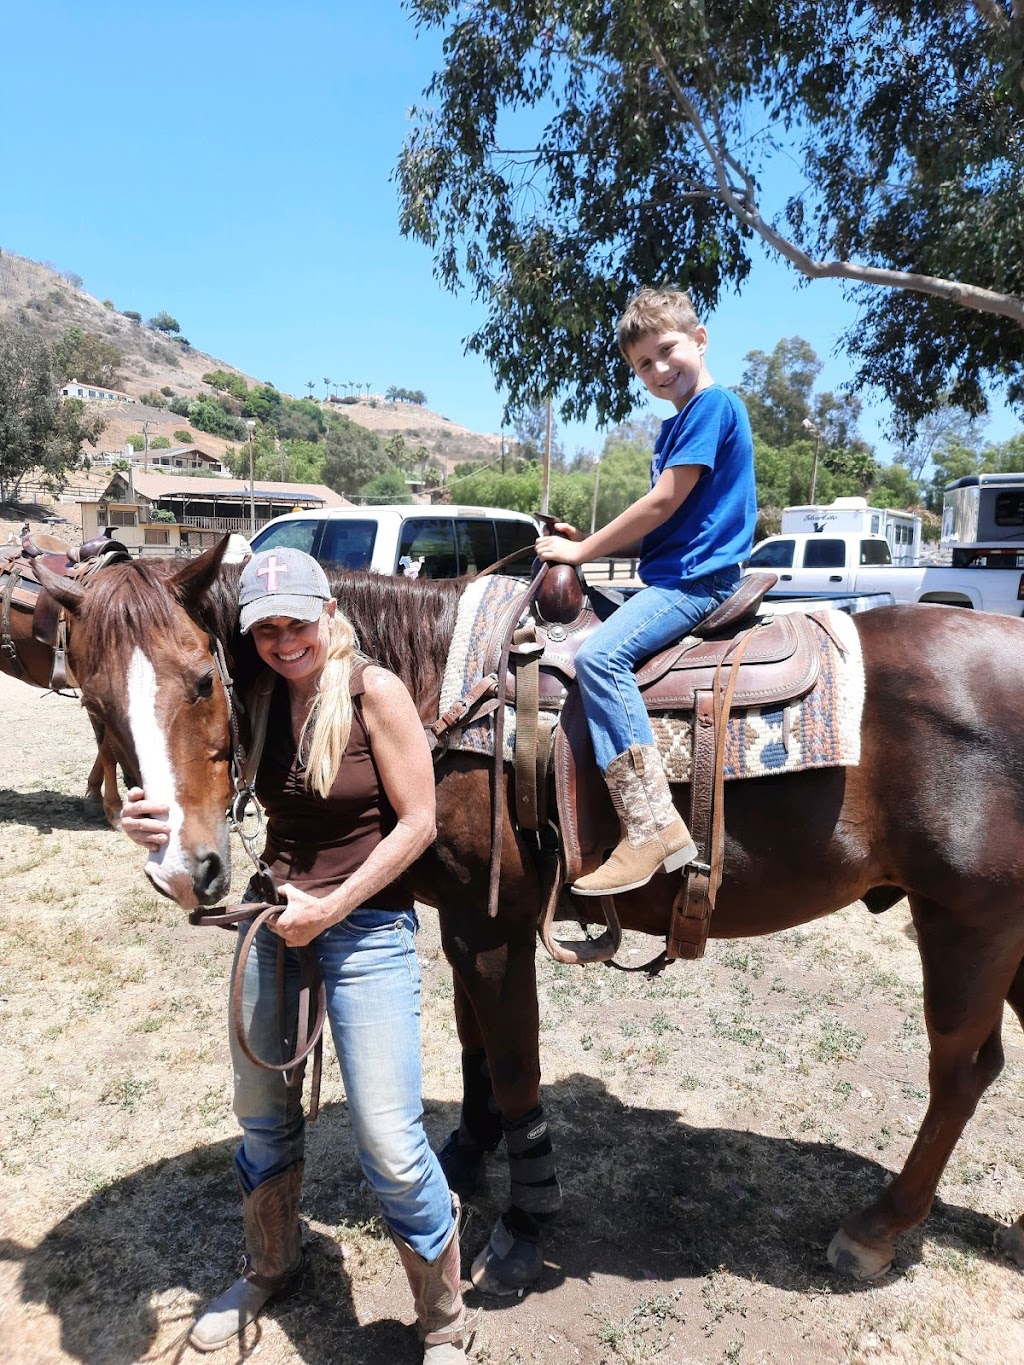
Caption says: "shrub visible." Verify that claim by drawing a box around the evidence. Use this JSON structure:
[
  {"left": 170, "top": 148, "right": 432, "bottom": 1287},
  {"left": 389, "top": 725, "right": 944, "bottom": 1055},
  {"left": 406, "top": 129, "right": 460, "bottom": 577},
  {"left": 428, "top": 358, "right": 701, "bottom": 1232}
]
[
  {"left": 139, "top": 391, "right": 166, "bottom": 408},
  {"left": 121, "top": 310, "right": 142, "bottom": 322},
  {"left": 148, "top": 311, "right": 180, "bottom": 334},
  {"left": 173, "top": 429, "right": 193, "bottom": 443},
  {"left": 150, "top": 435, "right": 171, "bottom": 449},
  {"left": 126, "top": 434, "right": 145, "bottom": 451},
  {"left": 102, "top": 299, "right": 115, "bottom": 310},
  {"left": 160, "top": 385, "right": 174, "bottom": 397}
]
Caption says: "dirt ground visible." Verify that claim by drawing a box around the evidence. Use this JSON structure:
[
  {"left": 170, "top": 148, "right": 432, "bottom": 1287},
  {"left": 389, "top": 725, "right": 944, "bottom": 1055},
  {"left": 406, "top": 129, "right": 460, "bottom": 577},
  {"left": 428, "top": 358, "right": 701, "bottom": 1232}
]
[{"left": 1, "top": 672, "right": 1023, "bottom": 1365}]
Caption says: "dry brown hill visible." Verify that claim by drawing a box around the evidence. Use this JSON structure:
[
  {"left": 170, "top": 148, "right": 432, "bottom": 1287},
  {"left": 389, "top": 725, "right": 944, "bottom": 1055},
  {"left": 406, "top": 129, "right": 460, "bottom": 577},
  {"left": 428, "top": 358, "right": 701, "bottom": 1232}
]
[{"left": 0, "top": 251, "right": 501, "bottom": 473}]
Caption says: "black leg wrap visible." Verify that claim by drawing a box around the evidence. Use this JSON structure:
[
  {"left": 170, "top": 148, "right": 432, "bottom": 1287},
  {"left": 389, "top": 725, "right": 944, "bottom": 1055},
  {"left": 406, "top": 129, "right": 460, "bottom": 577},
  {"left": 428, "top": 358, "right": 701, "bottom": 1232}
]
[{"left": 504, "top": 1105, "right": 561, "bottom": 1222}]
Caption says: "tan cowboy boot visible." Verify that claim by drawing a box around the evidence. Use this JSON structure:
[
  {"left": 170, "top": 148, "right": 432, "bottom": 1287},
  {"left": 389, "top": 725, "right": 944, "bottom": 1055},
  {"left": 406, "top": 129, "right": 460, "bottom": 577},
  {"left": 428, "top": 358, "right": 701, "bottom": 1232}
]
[
  {"left": 189, "top": 1162, "right": 304, "bottom": 1352},
  {"left": 572, "top": 743, "right": 697, "bottom": 897},
  {"left": 391, "top": 1195, "right": 481, "bottom": 1363}
]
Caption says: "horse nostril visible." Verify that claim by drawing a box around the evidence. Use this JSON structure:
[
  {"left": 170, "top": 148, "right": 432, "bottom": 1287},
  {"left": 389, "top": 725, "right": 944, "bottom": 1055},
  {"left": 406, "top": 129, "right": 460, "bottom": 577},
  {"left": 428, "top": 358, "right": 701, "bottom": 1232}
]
[{"left": 194, "top": 847, "right": 224, "bottom": 895}]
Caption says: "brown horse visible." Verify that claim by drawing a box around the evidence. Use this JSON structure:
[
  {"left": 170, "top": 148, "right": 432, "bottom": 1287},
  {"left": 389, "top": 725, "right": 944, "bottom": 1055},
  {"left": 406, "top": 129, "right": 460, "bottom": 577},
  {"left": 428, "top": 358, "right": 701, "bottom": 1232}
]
[
  {"left": 0, "top": 555, "right": 123, "bottom": 826},
  {"left": 37, "top": 540, "right": 1024, "bottom": 1293}
]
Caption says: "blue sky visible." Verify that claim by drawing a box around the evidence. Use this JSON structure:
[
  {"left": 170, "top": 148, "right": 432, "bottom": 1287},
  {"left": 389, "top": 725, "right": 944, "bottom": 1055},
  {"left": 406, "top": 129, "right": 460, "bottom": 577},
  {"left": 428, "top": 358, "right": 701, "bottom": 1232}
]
[{"left": 2, "top": 2, "right": 1019, "bottom": 464}]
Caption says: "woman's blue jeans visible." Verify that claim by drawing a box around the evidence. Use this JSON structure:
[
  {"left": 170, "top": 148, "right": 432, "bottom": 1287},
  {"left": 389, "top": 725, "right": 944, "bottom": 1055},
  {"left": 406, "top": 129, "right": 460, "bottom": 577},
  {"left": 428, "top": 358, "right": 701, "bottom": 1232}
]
[
  {"left": 230, "top": 907, "right": 455, "bottom": 1262},
  {"left": 575, "top": 569, "right": 740, "bottom": 771}
]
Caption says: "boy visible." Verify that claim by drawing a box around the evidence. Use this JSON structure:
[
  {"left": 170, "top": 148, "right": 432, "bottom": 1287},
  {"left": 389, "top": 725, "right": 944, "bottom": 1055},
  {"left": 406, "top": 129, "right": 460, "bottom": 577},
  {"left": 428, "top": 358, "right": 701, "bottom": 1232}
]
[{"left": 535, "top": 286, "right": 757, "bottom": 896}]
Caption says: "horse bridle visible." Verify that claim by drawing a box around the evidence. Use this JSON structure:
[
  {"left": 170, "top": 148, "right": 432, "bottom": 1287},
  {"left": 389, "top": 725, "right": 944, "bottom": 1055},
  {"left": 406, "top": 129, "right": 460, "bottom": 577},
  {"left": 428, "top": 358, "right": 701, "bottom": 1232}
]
[{"left": 189, "top": 636, "right": 328, "bottom": 1120}]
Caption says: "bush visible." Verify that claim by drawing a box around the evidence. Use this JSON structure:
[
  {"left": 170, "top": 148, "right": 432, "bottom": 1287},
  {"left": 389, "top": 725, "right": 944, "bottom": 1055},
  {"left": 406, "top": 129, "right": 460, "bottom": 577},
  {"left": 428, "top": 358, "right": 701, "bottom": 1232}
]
[
  {"left": 173, "top": 429, "right": 193, "bottom": 444},
  {"left": 168, "top": 397, "right": 191, "bottom": 417},
  {"left": 150, "top": 435, "right": 171, "bottom": 449},
  {"left": 139, "top": 391, "right": 166, "bottom": 408},
  {"left": 126, "top": 434, "right": 145, "bottom": 451},
  {"left": 148, "top": 311, "right": 180, "bottom": 335},
  {"left": 121, "top": 310, "right": 142, "bottom": 322},
  {"left": 150, "top": 508, "right": 176, "bottom": 523},
  {"left": 160, "top": 385, "right": 174, "bottom": 397},
  {"left": 102, "top": 299, "right": 115, "bottom": 310}
]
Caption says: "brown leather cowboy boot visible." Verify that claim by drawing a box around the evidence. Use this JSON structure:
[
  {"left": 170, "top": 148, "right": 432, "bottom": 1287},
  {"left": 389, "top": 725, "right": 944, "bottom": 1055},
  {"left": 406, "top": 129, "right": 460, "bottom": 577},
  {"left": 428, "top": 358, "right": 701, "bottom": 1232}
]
[
  {"left": 391, "top": 1195, "right": 481, "bottom": 1363},
  {"left": 572, "top": 743, "right": 697, "bottom": 897},
  {"left": 188, "top": 1161, "right": 304, "bottom": 1352}
]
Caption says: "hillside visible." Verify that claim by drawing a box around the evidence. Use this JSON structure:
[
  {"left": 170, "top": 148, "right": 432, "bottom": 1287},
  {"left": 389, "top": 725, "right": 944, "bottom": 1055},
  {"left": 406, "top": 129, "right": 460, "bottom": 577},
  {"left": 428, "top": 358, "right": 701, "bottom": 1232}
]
[{"left": 0, "top": 250, "right": 502, "bottom": 473}]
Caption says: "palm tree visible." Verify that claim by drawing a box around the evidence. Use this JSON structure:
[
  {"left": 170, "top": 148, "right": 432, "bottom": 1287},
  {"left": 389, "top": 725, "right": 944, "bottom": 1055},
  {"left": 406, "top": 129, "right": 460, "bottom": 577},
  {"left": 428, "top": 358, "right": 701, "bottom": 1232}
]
[
  {"left": 306, "top": 380, "right": 316, "bottom": 400},
  {"left": 323, "top": 377, "right": 331, "bottom": 401}
]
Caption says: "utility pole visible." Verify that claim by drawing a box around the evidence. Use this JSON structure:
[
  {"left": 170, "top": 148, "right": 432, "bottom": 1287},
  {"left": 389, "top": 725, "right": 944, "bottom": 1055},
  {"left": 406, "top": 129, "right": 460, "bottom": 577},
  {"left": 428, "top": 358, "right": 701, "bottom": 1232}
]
[
  {"left": 541, "top": 397, "right": 552, "bottom": 516},
  {"left": 802, "top": 418, "right": 822, "bottom": 504},
  {"left": 142, "top": 420, "right": 150, "bottom": 473},
  {"left": 246, "top": 420, "right": 257, "bottom": 536}
]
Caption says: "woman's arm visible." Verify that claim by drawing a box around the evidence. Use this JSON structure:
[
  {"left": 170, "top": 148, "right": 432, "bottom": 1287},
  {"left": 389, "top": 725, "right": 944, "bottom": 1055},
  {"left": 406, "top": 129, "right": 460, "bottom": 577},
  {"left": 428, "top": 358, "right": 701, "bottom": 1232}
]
[{"left": 271, "top": 666, "right": 436, "bottom": 947}]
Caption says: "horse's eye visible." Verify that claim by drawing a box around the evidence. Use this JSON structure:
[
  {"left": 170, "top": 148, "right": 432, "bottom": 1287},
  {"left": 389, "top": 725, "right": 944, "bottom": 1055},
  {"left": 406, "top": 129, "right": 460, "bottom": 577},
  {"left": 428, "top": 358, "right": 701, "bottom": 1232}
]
[{"left": 195, "top": 671, "right": 215, "bottom": 701}]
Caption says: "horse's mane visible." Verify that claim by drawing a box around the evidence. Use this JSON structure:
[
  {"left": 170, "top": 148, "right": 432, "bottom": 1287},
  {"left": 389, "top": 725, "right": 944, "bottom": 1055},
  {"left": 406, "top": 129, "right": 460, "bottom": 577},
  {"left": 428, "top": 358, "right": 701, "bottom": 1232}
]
[
  {"left": 327, "top": 570, "right": 461, "bottom": 706},
  {"left": 74, "top": 557, "right": 244, "bottom": 681},
  {"left": 75, "top": 557, "right": 462, "bottom": 711}
]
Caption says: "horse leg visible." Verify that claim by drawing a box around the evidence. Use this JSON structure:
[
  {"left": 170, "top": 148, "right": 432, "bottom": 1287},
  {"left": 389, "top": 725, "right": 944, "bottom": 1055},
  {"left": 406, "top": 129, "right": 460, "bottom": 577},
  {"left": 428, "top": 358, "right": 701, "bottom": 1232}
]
[
  {"left": 83, "top": 719, "right": 121, "bottom": 828},
  {"left": 438, "top": 906, "right": 561, "bottom": 1296},
  {"left": 436, "top": 975, "right": 504, "bottom": 1199},
  {"left": 829, "top": 898, "right": 1019, "bottom": 1279},
  {"left": 995, "top": 957, "right": 1024, "bottom": 1269}
]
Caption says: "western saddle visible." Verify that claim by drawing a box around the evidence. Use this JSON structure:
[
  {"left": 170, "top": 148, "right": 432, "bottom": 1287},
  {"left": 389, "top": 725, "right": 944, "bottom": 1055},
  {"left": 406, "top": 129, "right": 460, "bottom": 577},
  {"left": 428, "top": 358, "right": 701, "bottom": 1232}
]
[
  {"left": 0, "top": 533, "right": 130, "bottom": 688},
  {"left": 431, "top": 565, "right": 837, "bottom": 967}
]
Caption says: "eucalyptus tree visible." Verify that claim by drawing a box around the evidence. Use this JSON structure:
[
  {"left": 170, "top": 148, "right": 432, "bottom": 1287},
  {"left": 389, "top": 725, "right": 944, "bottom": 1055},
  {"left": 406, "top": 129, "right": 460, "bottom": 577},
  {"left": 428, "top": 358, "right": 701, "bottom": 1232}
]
[{"left": 398, "top": 1, "right": 1024, "bottom": 434}]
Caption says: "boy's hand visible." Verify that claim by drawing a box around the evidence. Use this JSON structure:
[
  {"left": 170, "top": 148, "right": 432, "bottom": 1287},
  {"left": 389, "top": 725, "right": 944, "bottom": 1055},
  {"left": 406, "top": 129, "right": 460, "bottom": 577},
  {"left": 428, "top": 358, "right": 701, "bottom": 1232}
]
[{"left": 535, "top": 534, "right": 586, "bottom": 566}]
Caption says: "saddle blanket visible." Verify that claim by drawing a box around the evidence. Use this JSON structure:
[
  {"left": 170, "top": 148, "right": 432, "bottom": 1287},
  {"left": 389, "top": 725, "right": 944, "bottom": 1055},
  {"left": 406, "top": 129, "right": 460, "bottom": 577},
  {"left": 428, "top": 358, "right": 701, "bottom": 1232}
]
[{"left": 436, "top": 579, "right": 865, "bottom": 781}]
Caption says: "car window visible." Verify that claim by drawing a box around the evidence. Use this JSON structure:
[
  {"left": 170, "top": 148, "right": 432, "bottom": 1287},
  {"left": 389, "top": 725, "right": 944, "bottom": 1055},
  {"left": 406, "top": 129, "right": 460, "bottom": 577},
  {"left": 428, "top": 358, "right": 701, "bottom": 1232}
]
[
  {"left": 397, "top": 518, "right": 459, "bottom": 578},
  {"left": 803, "top": 538, "right": 846, "bottom": 569},
  {"left": 747, "top": 539, "right": 794, "bottom": 569},
  {"left": 495, "top": 518, "right": 538, "bottom": 577},
  {"left": 859, "top": 538, "right": 892, "bottom": 566},
  {"left": 250, "top": 520, "right": 322, "bottom": 556},
  {"left": 318, "top": 519, "right": 378, "bottom": 571},
  {"left": 456, "top": 519, "right": 498, "bottom": 575}
]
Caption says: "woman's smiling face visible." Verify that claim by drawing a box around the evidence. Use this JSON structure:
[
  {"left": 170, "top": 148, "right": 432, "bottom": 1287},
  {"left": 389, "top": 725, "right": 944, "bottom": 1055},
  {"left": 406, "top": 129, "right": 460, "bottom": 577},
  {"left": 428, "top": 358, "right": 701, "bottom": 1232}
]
[{"left": 250, "top": 600, "right": 336, "bottom": 682}]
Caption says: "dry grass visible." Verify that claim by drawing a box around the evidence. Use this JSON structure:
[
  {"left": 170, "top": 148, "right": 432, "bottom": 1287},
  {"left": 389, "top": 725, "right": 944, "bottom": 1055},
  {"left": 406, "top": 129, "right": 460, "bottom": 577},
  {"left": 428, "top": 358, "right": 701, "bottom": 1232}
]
[{"left": 0, "top": 671, "right": 1023, "bottom": 1364}]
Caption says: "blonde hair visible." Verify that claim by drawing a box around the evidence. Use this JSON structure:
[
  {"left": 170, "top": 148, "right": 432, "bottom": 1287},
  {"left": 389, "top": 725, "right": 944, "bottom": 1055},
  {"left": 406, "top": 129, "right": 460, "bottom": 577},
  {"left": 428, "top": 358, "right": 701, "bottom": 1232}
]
[
  {"left": 616, "top": 287, "right": 702, "bottom": 359},
  {"left": 297, "top": 608, "right": 365, "bottom": 798}
]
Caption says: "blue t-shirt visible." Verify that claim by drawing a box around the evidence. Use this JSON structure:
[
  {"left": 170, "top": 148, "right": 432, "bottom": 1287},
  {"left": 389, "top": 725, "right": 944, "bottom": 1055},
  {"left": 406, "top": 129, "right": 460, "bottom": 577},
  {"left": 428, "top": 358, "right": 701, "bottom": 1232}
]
[{"left": 640, "top": 384, "right": 757, "bottom": 587}]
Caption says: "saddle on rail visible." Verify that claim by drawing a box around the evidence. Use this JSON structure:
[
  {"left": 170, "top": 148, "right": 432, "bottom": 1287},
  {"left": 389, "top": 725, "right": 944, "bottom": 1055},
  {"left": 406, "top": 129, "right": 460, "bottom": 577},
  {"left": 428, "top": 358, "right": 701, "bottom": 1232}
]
[{"left": 0, "top": 535, "right": 130, "bottom": 687}]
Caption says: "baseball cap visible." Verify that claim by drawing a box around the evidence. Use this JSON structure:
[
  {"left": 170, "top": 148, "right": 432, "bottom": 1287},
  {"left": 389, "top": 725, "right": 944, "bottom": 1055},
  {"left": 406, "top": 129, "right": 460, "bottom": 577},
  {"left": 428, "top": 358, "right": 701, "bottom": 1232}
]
[{"left": 238, "top": 547, "right": 331, "bottom": 634}]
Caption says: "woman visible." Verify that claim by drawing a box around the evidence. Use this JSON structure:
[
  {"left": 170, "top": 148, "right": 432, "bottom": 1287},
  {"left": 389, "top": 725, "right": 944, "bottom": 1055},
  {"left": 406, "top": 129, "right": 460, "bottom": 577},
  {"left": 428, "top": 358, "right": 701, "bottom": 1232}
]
[{"left": 121, "top": 546, "right": 477, "bottom": 1363}]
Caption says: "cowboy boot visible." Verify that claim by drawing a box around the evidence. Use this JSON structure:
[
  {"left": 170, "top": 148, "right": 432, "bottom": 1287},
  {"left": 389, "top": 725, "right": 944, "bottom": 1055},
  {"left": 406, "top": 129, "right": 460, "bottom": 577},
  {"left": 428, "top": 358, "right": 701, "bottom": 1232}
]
[
  {"left": 391, "top": 1195, "right": 481, "bottom": 1364},
  {"left": 572, "top": 743, "right": 697, "bottom": 897},
  {"left": 189, "top": 1161, "right": 304, "bottom": 1352}
]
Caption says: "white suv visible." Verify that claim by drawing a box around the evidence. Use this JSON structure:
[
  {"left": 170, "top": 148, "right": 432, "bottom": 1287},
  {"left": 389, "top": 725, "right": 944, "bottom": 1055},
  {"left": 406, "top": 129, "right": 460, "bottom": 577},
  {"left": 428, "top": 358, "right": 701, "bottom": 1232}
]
[{"left": 249, "top": 504, "right": 540, "bottom": 579}]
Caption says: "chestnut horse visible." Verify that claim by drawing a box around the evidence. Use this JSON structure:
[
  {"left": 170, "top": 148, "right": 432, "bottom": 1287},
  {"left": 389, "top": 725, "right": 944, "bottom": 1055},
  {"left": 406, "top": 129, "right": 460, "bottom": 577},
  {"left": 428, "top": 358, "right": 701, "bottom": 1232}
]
[
  {"left": 37, "top": 541, "right": 1024, "bottom": 1291},
  {"left": 0, "top": 559, "right": 123, "bottom": 826}
]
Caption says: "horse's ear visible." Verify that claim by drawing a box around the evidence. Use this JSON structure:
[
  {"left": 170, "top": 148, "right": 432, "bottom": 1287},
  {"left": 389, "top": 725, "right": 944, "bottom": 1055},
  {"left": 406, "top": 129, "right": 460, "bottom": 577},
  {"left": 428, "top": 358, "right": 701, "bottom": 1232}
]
[
  {"left": 32, "top": 560, "right": 87, "bottom": 616},
  {"left": 169, "top": 536, "right": 233, "bottom": 610}
]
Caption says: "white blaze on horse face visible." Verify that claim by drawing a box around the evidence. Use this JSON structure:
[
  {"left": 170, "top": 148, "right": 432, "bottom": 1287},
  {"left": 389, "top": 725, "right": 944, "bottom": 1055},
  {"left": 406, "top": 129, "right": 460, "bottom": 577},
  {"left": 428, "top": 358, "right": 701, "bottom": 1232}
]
[{"left": 126, "top": 646, "right": 195, "bottom": 905}]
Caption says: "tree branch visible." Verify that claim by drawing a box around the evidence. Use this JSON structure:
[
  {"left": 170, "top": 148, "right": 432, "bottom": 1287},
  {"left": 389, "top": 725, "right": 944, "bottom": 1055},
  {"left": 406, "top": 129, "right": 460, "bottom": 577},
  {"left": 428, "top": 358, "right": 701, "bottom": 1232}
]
[{"left": 643, "top": 29, "right": 1024, "bottom": 327}]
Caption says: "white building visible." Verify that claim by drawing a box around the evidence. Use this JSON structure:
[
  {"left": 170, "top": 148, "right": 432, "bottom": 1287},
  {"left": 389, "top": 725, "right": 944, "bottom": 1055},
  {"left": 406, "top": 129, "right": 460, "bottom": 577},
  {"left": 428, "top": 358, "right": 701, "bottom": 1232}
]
[{"left": 60, "top": 379, "right": 138, "bottom": 404}]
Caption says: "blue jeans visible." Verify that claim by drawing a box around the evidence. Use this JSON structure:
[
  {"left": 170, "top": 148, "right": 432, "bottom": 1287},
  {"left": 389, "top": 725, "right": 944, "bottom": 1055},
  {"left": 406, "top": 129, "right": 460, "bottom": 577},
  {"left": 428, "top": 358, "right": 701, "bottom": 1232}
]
[
  {"left": 230, "top": 907, "right": 455, "bottom": 1262},
  {"left": 575, "top": 569, "right": 740, "bottom": 771}
]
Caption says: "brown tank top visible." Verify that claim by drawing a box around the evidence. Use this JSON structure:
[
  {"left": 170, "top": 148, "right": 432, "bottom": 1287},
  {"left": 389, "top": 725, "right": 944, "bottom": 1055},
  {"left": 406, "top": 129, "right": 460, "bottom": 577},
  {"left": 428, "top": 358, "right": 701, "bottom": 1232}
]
[{"left": 255, "top": 663, "right": 413, "bottom": 909}]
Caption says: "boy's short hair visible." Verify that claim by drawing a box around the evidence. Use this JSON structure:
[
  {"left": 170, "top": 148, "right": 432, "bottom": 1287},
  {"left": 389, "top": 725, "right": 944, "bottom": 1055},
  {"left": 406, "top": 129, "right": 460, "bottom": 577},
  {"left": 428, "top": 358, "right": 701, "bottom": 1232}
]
[{"left": 617, "top": 287, "right": 702, "bottom": 358}]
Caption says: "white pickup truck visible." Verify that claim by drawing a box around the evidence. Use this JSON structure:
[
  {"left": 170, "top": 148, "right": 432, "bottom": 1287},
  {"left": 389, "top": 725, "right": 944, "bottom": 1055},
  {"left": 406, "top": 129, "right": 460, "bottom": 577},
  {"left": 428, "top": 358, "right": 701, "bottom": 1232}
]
[
  {"left": 745, "top": 476, "right": 1024, "bottom": 616},
  {"left": 747, "top": 531, "right": 1024, "bottom": 615}
]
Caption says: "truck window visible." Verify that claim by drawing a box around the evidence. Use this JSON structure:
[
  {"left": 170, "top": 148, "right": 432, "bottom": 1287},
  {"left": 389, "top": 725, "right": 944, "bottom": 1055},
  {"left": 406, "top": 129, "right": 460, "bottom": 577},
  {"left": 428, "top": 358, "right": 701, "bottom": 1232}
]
[
  {"left": 495, "top": 519, "right": 537, "bottom": 577},
  {"left": 859, "top": 539, "right": 893, "bottom": 566},
  {"left": 803, "top": 539, "right": 846, "bottom": 569},
  {"left": 747, "top": 539, "right": 794, "bottom": 569},
  {"left": 456, "top": 518, "right": 498, "bottom": 575},
  {"left": 251, "top": 520, "right": 322, "bottom": 557},
  {"left": 398, "top": 518, "right": 458, "bottom": 578},
  {"left": 318, "top": 519, "right": 377, "bottom": 571}
]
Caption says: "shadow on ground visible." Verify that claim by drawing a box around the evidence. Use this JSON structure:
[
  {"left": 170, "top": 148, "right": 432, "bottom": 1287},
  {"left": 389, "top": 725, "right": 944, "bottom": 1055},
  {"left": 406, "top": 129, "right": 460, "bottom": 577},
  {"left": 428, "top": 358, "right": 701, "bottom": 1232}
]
[
  {"left": 4, "top": 1078, "right": 1016, "bottom": 1363},
  {"left": 0, "top": 787, "right": 108, "bottom": 832}
]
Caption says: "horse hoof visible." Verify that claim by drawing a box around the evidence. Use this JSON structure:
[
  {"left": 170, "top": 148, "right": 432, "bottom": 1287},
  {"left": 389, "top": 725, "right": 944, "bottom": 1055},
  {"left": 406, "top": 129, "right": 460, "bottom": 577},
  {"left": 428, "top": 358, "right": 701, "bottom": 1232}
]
[
  {"left": 470, "top": 1215, "right": 543, "bottom": 1296},
  {"left": 437, "top": 1130, "right": 485, "bottom": 1201},
  {"left": 827, "top": 1228, "right": 892, "bottom": 1280},
  {"left": 996, "top": 1223, "right": 1024, "bottom": 1269}
]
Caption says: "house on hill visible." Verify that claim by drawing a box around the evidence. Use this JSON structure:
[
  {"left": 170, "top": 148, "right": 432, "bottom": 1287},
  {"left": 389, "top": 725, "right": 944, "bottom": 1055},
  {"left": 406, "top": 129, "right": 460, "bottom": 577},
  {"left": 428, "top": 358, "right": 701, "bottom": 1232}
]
[
  {"left": 60, "top": 379, "right": 138, "bottom": 404},
  {"left": 78, "top": 471, "right": 351, "bottom": 553}
]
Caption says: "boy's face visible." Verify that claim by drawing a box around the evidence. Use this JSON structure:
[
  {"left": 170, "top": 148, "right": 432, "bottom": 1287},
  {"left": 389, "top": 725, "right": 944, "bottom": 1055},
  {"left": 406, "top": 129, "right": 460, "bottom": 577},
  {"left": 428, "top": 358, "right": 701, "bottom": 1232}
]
[{"left": 627, "top": 326, "right": 708, "bottom": 411}]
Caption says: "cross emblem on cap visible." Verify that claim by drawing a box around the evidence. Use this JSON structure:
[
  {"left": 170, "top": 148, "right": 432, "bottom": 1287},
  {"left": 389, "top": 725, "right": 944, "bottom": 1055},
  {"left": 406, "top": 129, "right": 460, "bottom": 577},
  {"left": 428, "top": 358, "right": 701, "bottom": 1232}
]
[{"left": 257, "top": 554, "right": 289, "bottom": 593}]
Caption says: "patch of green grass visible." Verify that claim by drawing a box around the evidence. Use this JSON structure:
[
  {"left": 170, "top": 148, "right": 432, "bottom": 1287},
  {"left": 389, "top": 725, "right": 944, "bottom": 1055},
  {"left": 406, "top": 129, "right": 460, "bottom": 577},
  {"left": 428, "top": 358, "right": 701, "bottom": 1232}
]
[{"left": 816, "top": 1017, "right": 866, "bottom": 1062}]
